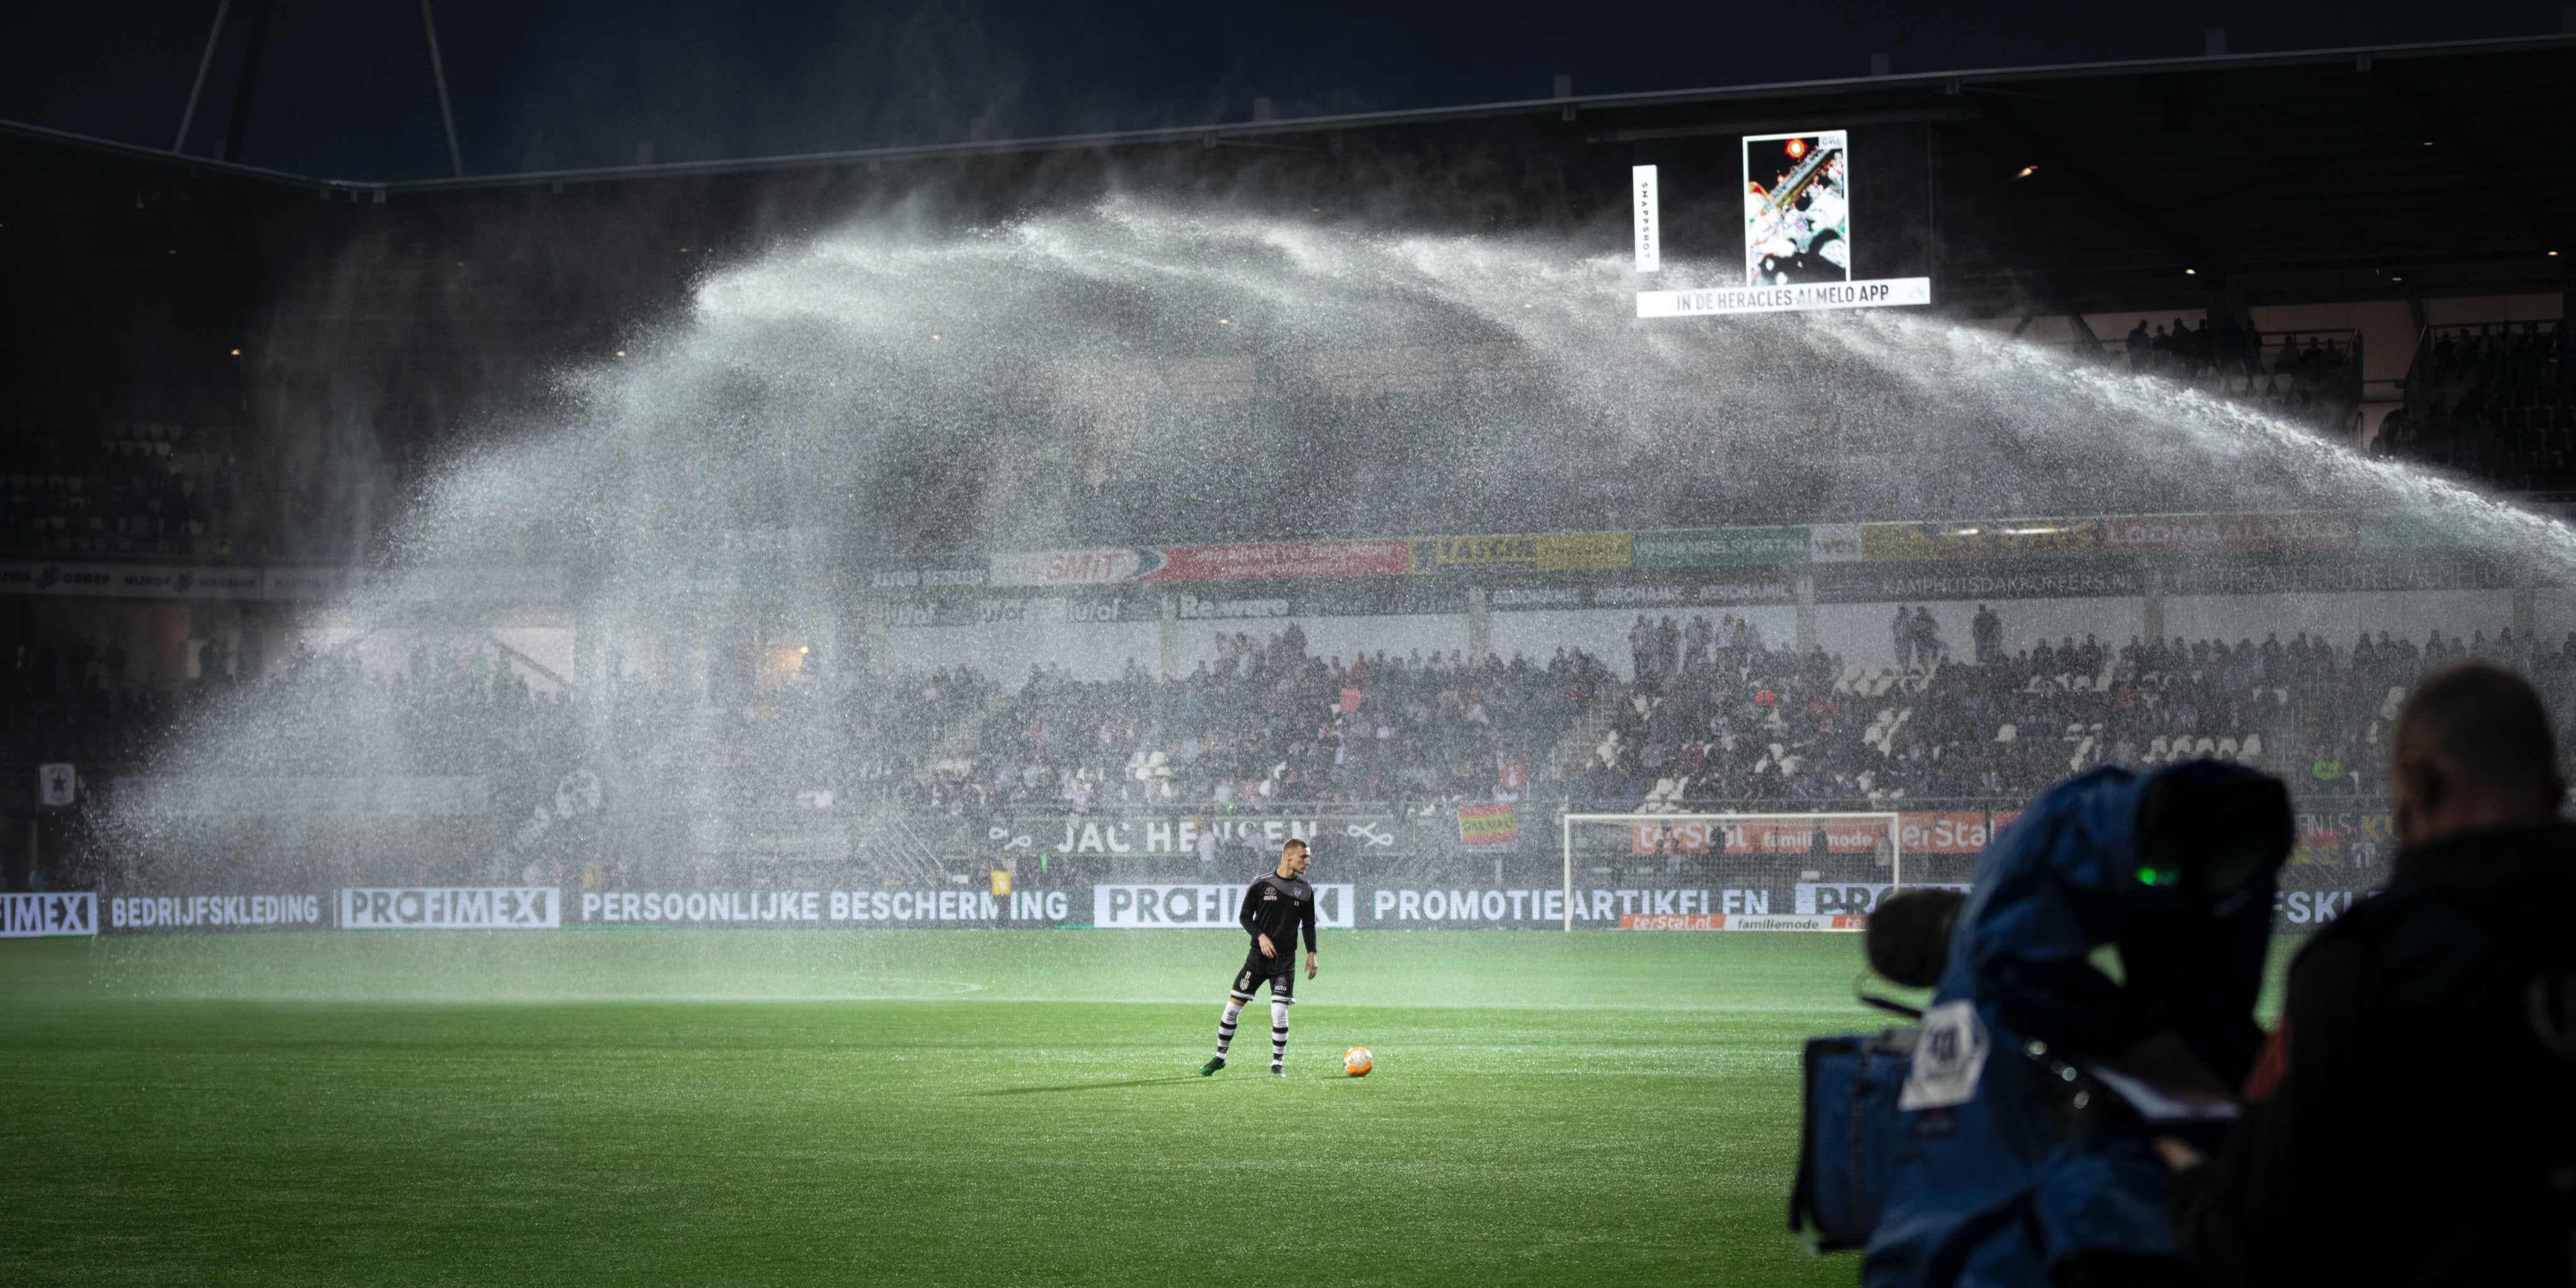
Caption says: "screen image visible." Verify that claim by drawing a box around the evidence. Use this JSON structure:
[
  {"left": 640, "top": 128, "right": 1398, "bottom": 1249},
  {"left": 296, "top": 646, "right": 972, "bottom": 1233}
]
[
  {"left": 1629, "top": 122, "right": 1928, "bottom": 318},
  {"left": 1742, "top": 131, "right": 1849, "bottom": 287}
]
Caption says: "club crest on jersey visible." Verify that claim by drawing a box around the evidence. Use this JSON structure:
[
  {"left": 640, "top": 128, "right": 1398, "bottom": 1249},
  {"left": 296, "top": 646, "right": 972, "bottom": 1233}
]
[{"left": 1262, "top": 888, "right": 1279, "bottom": 901}]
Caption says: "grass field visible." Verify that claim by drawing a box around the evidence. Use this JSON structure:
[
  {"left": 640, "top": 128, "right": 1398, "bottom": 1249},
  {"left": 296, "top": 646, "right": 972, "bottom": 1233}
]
[{"left": 0, "top": 929, "right": 2289, "bottom": 1285}]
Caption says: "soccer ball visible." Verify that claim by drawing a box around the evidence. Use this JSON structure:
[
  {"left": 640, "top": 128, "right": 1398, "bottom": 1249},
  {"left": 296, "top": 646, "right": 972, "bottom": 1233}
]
[{"left": 1343, "top": 1047, "right": 1373, "bottom": 1077}]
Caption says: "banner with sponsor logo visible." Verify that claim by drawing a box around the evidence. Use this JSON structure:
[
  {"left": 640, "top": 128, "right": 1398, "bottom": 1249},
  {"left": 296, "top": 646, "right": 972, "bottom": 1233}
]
[
  {"left": 1485, "top": 579, "right": 1798, "bottom": 611},
  {"left": 117, "top": 777, "right": 493, "bottom": 818},
  {"left": 996, "top": 812, "right": 1406, "bottom": 859},
  {"left": 2273, "top": 888, "right": 2373, "bottom": 928},
  {"left": 879, "top": 593, "right": 1141, "bottom": 630},
  {"left": 1896, "top": 811, "right": 1994, "bottom": 856},
  {"left": 1809, "top": 524, "right": 1863, "bottom": 562},
  {"left": 869, "top": 562, "right": 991, "bottom": 591},
  {"left": 2157, "top": 555, "right": 2514, "bottom": 596},
  {"left": 1621, "top": 913, "right": 1866, "bottom": 931},
  {"left": 54, "top": 876, "right": 2376, "bottom": 934},
  {"left": 1094, "top": 883, "right": 1356, "bottom": 929},
  {"left": 2290, "top": 808, "right": 2394, "bottom": 869},
  {"left": 1152, "top": 540, "right": 1416, "bottom": 583},
  {"left": 1, "top": 891, "right": 97, "bottom": 937},
  {"left": 1630, "top": 526, "right": 1810, "bottom": 569},
  {"left": 1861, "top": 519, "right": 2103, "bottom": 562},
  {"left": 990, "top": 547, "right": 1160, "bottom": 588},
  {"left": 1170, "top": 592, "right": 1293, "bottom": 622},
  {"left": 1793, "top": 881, "right": 1975, "bottom": 915},
  {"left": 364, "top": 566, "right": 565, "bottom": 603},
  {"left": 574, "top": 888, "right": 1076, "bottom": 928},
  {"left": 1456, "top": 803, "right": 1519, "bottom": 848},
  {"left": 0, "top": 562, "right": 266, "bottom": 600},
  {"left": 1615, "top": 812, "right": 1989, "bottom": 861},
  {"left": 1423, "top": 533, "right": 1632, "bottom": 572},
  {"left": 339, "top": 888, "right": 559, "bottom": 930},
  {"left": 254, "top": 566, "right": 565, "bottom": 603},
  {"left": 985, "top": 541, "right": 1417, "bottom": 588},
  {"left": 1626, "top": 817, "right": 1897, "bottom": 857},
  {"left": 1366, "top": 886, "right": 1772, "bottom": 927},
  {"left": 108, "top": 893, "right": 327, "bottom": 932},
  {"left": 846, "top": 508, "right": 2533, "bottom": 605},
  {"left": 1811, "top": 561, "right": 2145, "bottom": 603},
  {"left": 2357, "top": 512, "right": 2484, "bottom": 551},
  {"left": 2099, "top": 513, "right": 2357, "bottom": 555}
]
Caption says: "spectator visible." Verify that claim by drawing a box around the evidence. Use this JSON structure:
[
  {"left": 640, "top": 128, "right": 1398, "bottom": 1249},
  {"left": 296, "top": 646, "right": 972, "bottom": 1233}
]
[
  {"left": 1910, "top": 606, "right": 1945, "bottom": 666},
  {"left": 1892, "top": 605, "right": 1913, "bottom": 668},
  {"left": 1684, "top": 615, "right": 1713, "bottom": 676},
  {"left": 2167, "top": 663, "right": 2576, "bottom": 1285}
]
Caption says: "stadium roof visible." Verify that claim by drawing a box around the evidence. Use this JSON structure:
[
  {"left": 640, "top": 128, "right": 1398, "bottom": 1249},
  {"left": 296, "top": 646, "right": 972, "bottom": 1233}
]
[{"left": 6, "top": 32, "right": 2573, "bottom": 315}]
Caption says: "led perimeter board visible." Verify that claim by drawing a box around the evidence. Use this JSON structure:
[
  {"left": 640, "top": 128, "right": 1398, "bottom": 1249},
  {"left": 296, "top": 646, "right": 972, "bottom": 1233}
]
[{"left": 1631, "top": 124, "right": 1934, "bottom": 318}]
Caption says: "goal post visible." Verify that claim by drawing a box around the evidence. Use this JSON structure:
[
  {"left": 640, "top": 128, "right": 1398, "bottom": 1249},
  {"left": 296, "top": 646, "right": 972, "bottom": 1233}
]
[{"left": 1557, "top": 811, "right": 1904, "bottom": 931}]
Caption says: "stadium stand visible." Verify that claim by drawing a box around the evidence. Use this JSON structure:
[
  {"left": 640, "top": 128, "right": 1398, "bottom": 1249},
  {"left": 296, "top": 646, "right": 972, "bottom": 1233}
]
[
  {"left": 2375, "top": 320, "right": 2573, "bottom": 487},
  {"left": 930, "top": 640, "right": 1610, "bottom": 816},
  {"left": 20, "top": 618, "right": 2576, "bottom": 833},
  {"left": 2061, "top": 323, "right": 2366, "bottom": 439},
  {"left": 1588, "top": 619, "right": 2576, "bottom": 812},
  {"left": 0, "top": 416, "right": 245, "bottom": 557}
]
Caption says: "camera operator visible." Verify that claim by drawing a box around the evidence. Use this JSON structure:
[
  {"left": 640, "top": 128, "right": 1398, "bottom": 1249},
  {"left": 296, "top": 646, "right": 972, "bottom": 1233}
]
[
  {"left": 2164, "top": 663, "right": 2576, "bottom": 1285},
  {"left": 1863, "top": 759, "right": 2293, "bottom": 1285}
]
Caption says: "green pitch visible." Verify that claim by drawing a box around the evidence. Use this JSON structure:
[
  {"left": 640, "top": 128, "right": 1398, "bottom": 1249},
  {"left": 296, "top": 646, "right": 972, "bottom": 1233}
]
[{"left": 0, "top": 930, "right": 2291, "bottom": 1285}]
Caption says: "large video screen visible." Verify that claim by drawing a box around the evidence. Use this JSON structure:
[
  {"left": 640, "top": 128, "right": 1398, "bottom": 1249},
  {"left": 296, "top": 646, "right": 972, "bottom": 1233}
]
[
  {"left": 1631, "top": 124, "right": 1932, "bottom": 318},
  {"left": 1743, "top": 131, "right": 1849, "bottom": 286}
]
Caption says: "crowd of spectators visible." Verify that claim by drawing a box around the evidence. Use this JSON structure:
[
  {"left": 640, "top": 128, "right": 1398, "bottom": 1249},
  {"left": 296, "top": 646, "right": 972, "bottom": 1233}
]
[
  {"left": 1626, "top": 612, "right": 1773, "bottom": 680},
  {"left": 2373, "top": 320, "right": 2573, "bottom": 489},
  {"left": 911, "top": 629, "right": 1612, "bottom": 820},
  {"left": 1583, "top": 612, "right": 2576, "bottom": 811},
  {"left": 0, "top": 417, "right": 246, "bottom": 559},
  {"left": 25, "top": 608, "right": 2576, "bottom": 880},
  {"left": 2099, "top": 320, "right": 2364, "bottom": 436}
]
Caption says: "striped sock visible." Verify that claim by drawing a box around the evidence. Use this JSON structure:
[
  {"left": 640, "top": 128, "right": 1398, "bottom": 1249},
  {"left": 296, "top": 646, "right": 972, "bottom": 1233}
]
[
  {"left": 1216, "top": 999, "right": 1245, "bottom": 1057},
  {"left": 1270, "top": 999, "right": 1290, "bottom": 1069}
]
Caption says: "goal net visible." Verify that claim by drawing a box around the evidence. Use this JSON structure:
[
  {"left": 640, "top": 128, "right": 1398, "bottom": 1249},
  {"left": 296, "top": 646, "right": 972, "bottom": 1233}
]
[{"left": 1556, "top": 812, "right": 1904, "bottom": 932}]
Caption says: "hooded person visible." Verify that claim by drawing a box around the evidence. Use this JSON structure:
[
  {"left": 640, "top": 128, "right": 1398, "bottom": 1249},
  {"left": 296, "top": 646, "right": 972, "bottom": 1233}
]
[
  {"left": 2166, "top": 663, "right": 2576, "bottom": 1286},
  {"left": 1864, "top": 759, "right": 2293, "bottom": 1286}
]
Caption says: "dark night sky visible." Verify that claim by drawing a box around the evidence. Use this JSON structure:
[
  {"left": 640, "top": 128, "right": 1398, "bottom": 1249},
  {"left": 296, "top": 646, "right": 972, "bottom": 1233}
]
[{"left": 5, "top": 0, "right": 2565, "bottom": 181}]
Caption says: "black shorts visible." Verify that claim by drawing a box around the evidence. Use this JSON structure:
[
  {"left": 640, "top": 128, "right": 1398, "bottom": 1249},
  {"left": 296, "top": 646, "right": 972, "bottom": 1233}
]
[{"left": 1229, "top": 945, "right": 1295, "bottom": 1005}]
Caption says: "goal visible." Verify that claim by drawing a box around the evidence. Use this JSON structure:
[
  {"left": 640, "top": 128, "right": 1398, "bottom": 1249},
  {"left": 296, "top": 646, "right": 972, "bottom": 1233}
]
[{"left": 1556, "top": 811, "right": 1904, "bottom": 931}]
